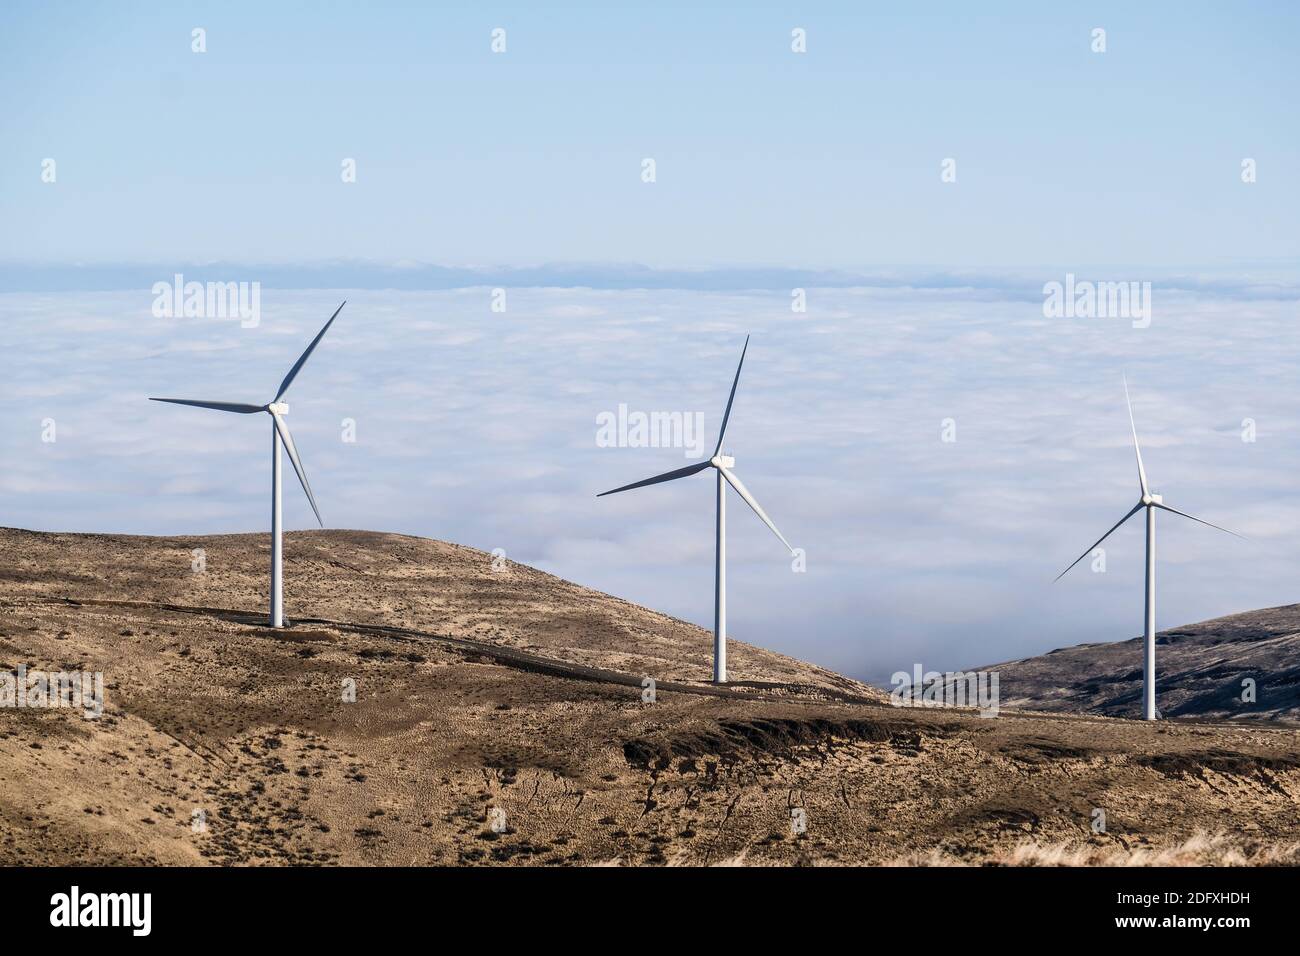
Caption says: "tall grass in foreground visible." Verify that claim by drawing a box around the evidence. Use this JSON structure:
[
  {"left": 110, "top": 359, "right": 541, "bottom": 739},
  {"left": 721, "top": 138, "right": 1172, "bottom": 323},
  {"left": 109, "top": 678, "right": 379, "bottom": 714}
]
[
  {"left": 596, "top": 832, "right": 1300, "bottom": 866},
  {"left": 892, "top": 832, "right": 1300, "bottom": 867}
]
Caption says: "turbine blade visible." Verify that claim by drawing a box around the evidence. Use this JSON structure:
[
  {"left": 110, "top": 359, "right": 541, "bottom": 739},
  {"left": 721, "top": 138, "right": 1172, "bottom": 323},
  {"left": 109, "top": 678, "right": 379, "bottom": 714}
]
[
  {"left": 274, "top": 301, "right": 346, "bottom": 401},
  {"left": 149, "top": 398, "right": 263, "bottom": 414},
  {"left": 597, "top": 461, "right": 711, "bottom": 497},
  {"left": 1123, "top": 374, "right": 1150, "bottom": 497},
  {"left": 271, "top": 412, "right": 323, "bottom": 527},
  {"left": 713, "top": 335, "right": 750, "bottom": 456},
  {"left": 718, "top": 468, "right": 793, "bottom": 553},
  {"left": 1154, "top": 502, "right": 1245, "bottom": 539},
  {"left": 1054, "top": 502, "right": 1143, "bottom": 582}
]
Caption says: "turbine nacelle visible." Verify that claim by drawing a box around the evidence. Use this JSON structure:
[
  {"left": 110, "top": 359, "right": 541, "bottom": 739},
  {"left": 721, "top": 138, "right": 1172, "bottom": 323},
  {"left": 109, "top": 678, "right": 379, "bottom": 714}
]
[
  {"left": 267, "top": 402, "right": 290, "bottom": 415},
  {"left": 710, "top": 454, "right": 735, "bottom": 470},
  {"left": 1141, "top": 493, "right": 1162, "bottom": 506}
]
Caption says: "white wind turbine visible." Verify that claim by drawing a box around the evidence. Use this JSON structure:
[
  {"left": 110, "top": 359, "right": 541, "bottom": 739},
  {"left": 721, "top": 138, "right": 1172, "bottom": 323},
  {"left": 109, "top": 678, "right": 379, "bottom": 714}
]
[
  {"left": 150, "top": 302, "right": 346, "bottom": 628},
  {"left": 1055, "top": 376, "right": 1241, "bottom": 720},
  {"left": 598, "top": 336, "right": 794, "bottom": 684}
]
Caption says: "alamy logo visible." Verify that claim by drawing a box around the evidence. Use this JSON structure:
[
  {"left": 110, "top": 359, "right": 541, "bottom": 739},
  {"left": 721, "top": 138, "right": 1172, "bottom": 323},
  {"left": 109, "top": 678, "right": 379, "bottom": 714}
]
[
  {"left": 0, "top": 665, "right": 103, "bottom": 718},
  {"left": 1042, "top": 273, "right": 1152, "bottom": 328},
  {"left": 151, "top": 272, "right": 261, "bottom": 328},
  {"left": 50, "top": 886, "right": 151, "bottom": 936},
  {"left": 596, "top": 404, "right": 706, "bottom": 459},
  {"left": 890, "top": 664, "right": 1000, "bottom": 717}
]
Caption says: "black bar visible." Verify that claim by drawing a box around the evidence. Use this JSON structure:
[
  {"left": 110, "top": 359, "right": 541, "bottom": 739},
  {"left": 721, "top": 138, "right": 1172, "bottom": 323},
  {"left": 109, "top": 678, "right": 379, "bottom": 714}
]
[{"left": 0, "top": 865, "right": 1273, "bottom": 940}]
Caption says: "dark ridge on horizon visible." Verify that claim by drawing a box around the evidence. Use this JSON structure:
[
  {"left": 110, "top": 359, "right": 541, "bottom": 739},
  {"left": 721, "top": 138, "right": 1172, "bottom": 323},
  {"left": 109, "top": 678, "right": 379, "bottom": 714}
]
[
  {"left": 971, "top": 602, "right": 1300, "bottom": 721},
  {"left": 1, "top": 261, "right": 1298, "bottom": 298}
]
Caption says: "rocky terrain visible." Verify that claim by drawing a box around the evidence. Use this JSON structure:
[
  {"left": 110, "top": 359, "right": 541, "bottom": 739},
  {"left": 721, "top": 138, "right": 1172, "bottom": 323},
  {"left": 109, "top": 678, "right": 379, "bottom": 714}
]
[
  {"left": 979, "top": 605, "right": 1300, "bottom": 721},
  {"left": 1, "top": 527, "right": 1298, "bottom": 866}
]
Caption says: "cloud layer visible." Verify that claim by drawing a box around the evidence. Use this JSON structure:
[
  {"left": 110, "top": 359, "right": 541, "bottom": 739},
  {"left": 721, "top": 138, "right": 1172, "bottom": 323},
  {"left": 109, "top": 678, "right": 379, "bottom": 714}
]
[{"left": 2, "top": 281, "right": 1297, "bottom": 683}]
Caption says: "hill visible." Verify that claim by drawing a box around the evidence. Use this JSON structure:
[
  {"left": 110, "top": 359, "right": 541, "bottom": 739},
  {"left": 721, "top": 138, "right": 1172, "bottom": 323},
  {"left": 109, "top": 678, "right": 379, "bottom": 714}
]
[
  {"left": 980, "top": 605, "right": 1300, "bottom": 721},
  {"left": 1, "top": 528, "right": 1297, "bottom": 866}
]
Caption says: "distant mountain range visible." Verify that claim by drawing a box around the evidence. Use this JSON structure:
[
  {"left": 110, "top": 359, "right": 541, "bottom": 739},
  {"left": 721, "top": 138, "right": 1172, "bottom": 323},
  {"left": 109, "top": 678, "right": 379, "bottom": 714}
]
[{"left": 2, "top": 260, "right": 1298, "bottom": 297}]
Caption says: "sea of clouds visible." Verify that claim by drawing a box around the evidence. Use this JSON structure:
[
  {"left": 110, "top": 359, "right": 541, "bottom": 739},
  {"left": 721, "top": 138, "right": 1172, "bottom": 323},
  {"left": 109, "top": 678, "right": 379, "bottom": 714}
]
[{"left": 3, "top": 277, "right": 1298, "bottom": 683}]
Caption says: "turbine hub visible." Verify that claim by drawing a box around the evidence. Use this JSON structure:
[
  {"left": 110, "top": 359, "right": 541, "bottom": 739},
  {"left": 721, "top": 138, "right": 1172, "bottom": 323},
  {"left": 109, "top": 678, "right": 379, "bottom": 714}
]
[
  {"left": 1142, "top": 493, "right": 1162, "bottom": 506},
  {"left": 711, "top": 454, "right": 735, "bottom": 469},
  {"left": 267, "top": 402, "right": 289, "bottom": 415}
]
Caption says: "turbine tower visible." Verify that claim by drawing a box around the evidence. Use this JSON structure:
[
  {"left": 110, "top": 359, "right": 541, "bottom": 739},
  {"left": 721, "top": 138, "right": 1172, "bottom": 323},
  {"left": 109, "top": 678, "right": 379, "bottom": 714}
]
[
  {"left": 150, "top": 302, "right": 345, "bottom": 628},
  {"left": 1056, "top": 376, "right": 1240, "bottom": 720},
  {"left": 598, "top": 336, "right": 794, "bottom": 683}
]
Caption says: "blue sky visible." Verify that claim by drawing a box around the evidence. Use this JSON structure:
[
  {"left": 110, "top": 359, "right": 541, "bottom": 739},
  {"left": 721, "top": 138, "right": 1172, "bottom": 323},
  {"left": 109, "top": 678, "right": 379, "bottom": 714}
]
[
  {"left": 2, "top": 4, "right": 1299, "bottom": 683},
  {"left": 1, "top": 1, "right": 1297, "bottom": 267}
]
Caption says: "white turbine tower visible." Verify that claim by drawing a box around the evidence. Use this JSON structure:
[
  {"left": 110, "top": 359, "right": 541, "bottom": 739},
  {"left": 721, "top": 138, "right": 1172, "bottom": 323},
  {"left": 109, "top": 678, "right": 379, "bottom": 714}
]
[
  {"left": 598, "top": 336, "right": 794, "bottom": 684},
  {"left": 1055, "top": 376, "right": 1241, "bottom": 720},
  {"left": 150, "top": 302, "right": 345, "bottom": 628}
]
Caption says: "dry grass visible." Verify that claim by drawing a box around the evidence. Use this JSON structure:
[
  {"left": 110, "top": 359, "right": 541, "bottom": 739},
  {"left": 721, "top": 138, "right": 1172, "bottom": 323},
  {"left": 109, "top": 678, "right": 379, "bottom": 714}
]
[
  {"left": 555, "top": 834, "right": 1300, "bottom": 868},
  {"left": 889, "top": 832, "right": 1300, "bottom": 867},
  {"left": 601, "top": 833, "right": 1300, "bottom": 867}
]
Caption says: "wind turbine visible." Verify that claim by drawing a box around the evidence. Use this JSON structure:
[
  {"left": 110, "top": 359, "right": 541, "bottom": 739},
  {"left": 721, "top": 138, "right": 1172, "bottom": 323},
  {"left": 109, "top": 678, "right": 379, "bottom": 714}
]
[
  {"left": 1055, "top": 376, "right": 1240, "bottom": 720},
  {"left": 598, "top": 336, "right": 794, "bottom": 684},
  {"left": 149, "top": 302, "right": 345, "bottom": 628}
]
